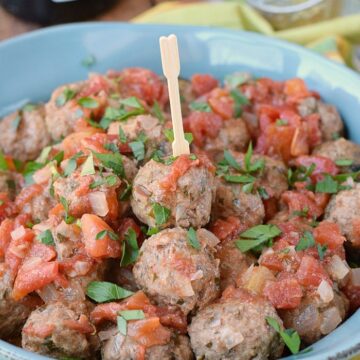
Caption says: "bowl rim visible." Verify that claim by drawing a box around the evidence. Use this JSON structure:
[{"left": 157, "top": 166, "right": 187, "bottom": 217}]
[
  {"left": 246, "top": 0, "right": 327, "bottom": 14},
  {"left": 0, "top": 21, "right": 360, "bottom": 360}
]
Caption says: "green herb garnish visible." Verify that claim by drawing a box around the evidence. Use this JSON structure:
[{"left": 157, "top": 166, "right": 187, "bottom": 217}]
[
  {"left": 96, "top": 229, "right": 119, "bottom": 241},
  {"left": 152, "top": 202, "right": 171, "bottom": 227},
  {"left": 37, "top": 229, "right": 55, "bottom": 246},
  {"left": 187, "top": 227, "right": 201, "bottom": 250},
  {"left": 86, "top": 281, "right": 133, "bottom": 303},
  {"left": 120, "top": 228, "right": 139, "bottom": 267}
]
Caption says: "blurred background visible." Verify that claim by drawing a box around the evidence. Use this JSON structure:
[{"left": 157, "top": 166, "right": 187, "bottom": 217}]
[{"left": 1, "top": 0, "right": 360, "bottom": 70}]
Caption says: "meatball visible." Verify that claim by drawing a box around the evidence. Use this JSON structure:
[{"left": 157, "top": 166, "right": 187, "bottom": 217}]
[
  {"left": 297, "top": 97, "right": 344, "bottom": 141},
  {"left": 188, "top": 290, "right": 284, "bottom": 360},
  {"left": 279, "top": 291, "right": 349, "bottom": 345},
  {"left": 216, "top": 238, "right": 256, "bottom": 291},
  {"left": 107, "top": 115, "right": 171, "bottom": 162},
  {"left": 101, "top": 328, "right": 193, "bottom": 360},
  {"left": 201, "top": 118, "right": 251, "bottom": 162},
  {"left": 17, "top": 182, "right": 57, "bottom": 222},
  {"left": 325, "top": 183, "right": 360, "bottom": 249},
  {"left": 313, "top": 138, "right": 360, "bottom": 173},
  {"left": 133, "top": 228, "right": 220, "bottom": 314},
  {"left": 131, "top": 157, "right": 215, "bottom": 229},
  {"left": 0, "top": 265, "right": 38, "bottom": 338},
  {"left": 212, "top": 176, "right": 265, "bottom": 226},
  {"left": 22, "top": 302, "right": 97, "bottom": 358},
  {"left": 0, "top": 105, "right": 51, "bottom": 162}
]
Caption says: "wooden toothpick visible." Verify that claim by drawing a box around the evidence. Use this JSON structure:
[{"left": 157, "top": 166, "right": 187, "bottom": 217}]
[{"left": 159, "top": 34, "right": 190, "bottom": 157}]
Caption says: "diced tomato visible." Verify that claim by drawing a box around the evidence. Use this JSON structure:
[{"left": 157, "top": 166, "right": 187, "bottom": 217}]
[
  {"left": 264, "top": 278, "right": 303, "bottom": 309},
  {"left": 209, "top": 216, "right": 245, "bottom": 242},
  {"left": 58, "top": 253, "right": 93, "bottom": 277},
  {"left": 295, "top": 155, "right": 338, "bottom": 183},
  {"left": 62, "top": 129, "right": 100, "bottom": 159},
  {"left": 290, "top": 126, "right": 309, "bottom": 157},
  {"left": 12, "top": 258, "right": 59, "bottom": 300},
  {"left": 208, "top": 88, "right": 234, "bottom": 120},
  {"left": 313, "top": 221, "right": 345, "bottom": 251},
  {"left": 0, "top": 192, "right": 13, "bottom": 222},
  {"left": 296, "top": 255, "right": 330, "bottom": 288},
  {"left": 117, "top": 217, "right": 143, "bottom": 244},
  {"left": 0, "top": 218, "right": 14, "bottom": 258},
  {"left": 113, "top": 67, "right": 168, "bottom": 106},
  {"left": 80, "top": 214, "right": 121, "bottom": 259},
  {"left": 220, "top": 285, "right": 257, "bottom": 303},
  {"left": 28, "top": 243, "right": 57, "bottom": 262},
  {"left": 343, "top": 282, "right": 360, "bottom": 312},
  {"left": 80, "top": 74, "right": 110, "bottom": 97},
  {"left": 22, "top": 323, "right": 55, "bottom": 339},
  {"left": 14, "top": 213, "right": 32, "bottom": 228},
  {"left": 191, "top": 74, "right": 218, "bottom": 96},
  {"left": 5, "top": 227, "right": 34, "bottom": 276},
  {"left": 160, "top": 155, "right": 199, "bottom": 192},
  {"left": 263, "top": 198, "right": 279, "bottom": 221},
  {"left": 284, "top": 78, "right": 311, "bottom": 102},
  {"left": 128, "top": 317, "right": 171, "bottom": 348},
  {"left": 153, "top": 306, "right": 187, "bottom": 334},
  {"left": 260, "top": 253, "right": 284, "bottom": 272},
  {"left": 63, "top": 314, "right": 95, "bottom": 334},
  {"left": 15, "top": 184, "right": 43, "bottom": 210},
  {"left": 281, "top": 190, "right": 328, "bottom": 219},
  {"left": 183, "top": 111, "right": 222, "bottom": 148}
]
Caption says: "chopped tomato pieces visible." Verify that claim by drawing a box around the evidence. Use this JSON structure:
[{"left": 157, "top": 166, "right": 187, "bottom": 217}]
[
  {"left": 208, "top": 88, "right": 234, "bottom": 120},
  {"left": 81, "top": 214, "right": 121, "bottom": 259},
  {"left": 184, "top": 111, "right": 222, "bottom": 148},
  {"left": 260, "top": 253, "right": 284, "bottom": 272},
  {"left": 313, "top": 221, "right": 345, "bottom": 251},
  {"left": 284, "top": 78, "right": 311, "bottom": 102},
  {"left": 191, "top": 74, "right": 218, "bottom": 96},
  {"left": 0, "top": 218, "right": 14, "bottom": 258},
  {"left": 15, "top": 184, "right": 43, "bottom": 210},
  {"left": 296, "top": 255, "right": 330, "bottom": 288},
  {"left": 12, "top": 258, "right": 59, "bottom": 300},
  {"left": 28, "top": 243, "right": 57, "bottom": 262},
  {"left": 209, "top": 216, "right": 245, "bottom": 242},
  {"left": 128, "top": 317, "right": 171, "bottom": 348},
  {"left": 63, "top": 314, "right": 95, "bottom": 334},
  {"left": 264, "top": 278, "right": 303, "bottom": 309},
  {"left": 22, "top": 323, "right": 55, "bottom": 339}
]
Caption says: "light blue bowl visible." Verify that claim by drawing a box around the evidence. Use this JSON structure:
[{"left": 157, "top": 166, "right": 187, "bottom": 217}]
[{"left": 0, "top": 22, "right": 360, "bottom": 360}]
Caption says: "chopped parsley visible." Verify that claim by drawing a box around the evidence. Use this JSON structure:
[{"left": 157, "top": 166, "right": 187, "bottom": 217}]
[
  {"left": 0, "top": 151, "right": 9, "bottom": 171},
  {"left": 315, "top": 174, "right": 339, "bottom": 194},
  {"left": 189, "top": 101, "right": 211, "bottom": 112},
  {"left": 295, "top": 231, "right": 315, "bottom": 251},
  {"left": 236, "top": 224, "right": 281, "bottom": 253},
  {"left": 120, "top": 228, "right": 139, "bottom": 267},
  {"left": 291, "top": 206, "right": 309, "bottom": 218},
  {"left": 119, "top": 181, "right": 132, "bottom": 201},
  {"left": 335, "top": 159, "right": 353, "bottom": 167},
  {"left": 152, "top": 101, "right": 165, "bottom": 124},
  {"left": 37, "top": 229, "right": 55, "bottom": 246},
  {"left": 77, "top": 97, "right": 99, "bottom": 109},
  {"left": 258, "top": 187, "right": 270, "bottom": 200},
  {"left": 317, "top": 244, "right": 327, "bottom": 260},
  {"left": 118, "top": 127, "right": 127, "bottom": 144},
  {"left": 275, "top": 118, "right": 288, "bottom": 126},
  {"left": 92, "top": 151, "right": 125, "bottom": 178},
  {"left": 266, "top": 317, "right": 301, "bottom": 354},
  {"left": 129, "top": 140, "right": 146, "bottom": 162},
  {"left": 187, "top": 227, "right": 201, "bottom": 250},
  {"left": 64, "top": 151, "right": 84, "bottom": 177},
  {"left": 230, "top": 89, "right": 249, "bottom": 117},
  {"left": 96, "top": 229, "right": 119, "bottom": 241},
  {"left": 152, "top": 203, "right": 171, "bottom": 227},
  {"left": 86, "top": 281, "right": 133, "bottom": 303},
  {"left": 224, "top": 73, "right": 249, "bottom": 88},
  {"left": 120, "top": 97, "right": 143, "bottom": 109},
  {"left": 89, "top": 175, "right": 118, "bottom": 189},
  {"left": 59, "top": 196, "right": 75, "bottom": 224},
  {"left": 55, "top": 88, "right": 76, "bottom": 107},
  {"left": 12, "top": 115, "right": 21, "bottom": 131},
  {"left": 117, "top": 310, "right": 145, "bottom": 336}
]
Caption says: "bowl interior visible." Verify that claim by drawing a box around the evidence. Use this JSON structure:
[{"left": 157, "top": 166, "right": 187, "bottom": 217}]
[{"left": 0, "top": 22, "right": 360, "bottom": 360}]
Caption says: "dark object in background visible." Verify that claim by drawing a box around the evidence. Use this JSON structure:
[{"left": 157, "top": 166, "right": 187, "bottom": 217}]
[{"left": 0, "top": 0, "right": 118, "bottom": 25}]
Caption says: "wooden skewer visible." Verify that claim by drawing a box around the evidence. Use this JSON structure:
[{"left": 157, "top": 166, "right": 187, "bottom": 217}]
[{"left": 159, "top": 34, "right": 190, "bottom": 157}]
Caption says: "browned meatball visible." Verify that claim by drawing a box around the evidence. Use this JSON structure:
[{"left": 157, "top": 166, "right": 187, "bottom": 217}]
[
  {"left": 133, "top": 228, "right": 220, "bottom": 315},
  {"left": 0, "top": 265, "right": 39, "bottom": 339},
  {"left": 216, "top": 238, "right": 256, "bottom": 291},
  {"left": 188, "top": 291, "right": 284, "bottom": 360},
  {"left": 201, "top": 118, "right": 251, "bottom": 162},
  {"left": 279, "top": 290, "right": 349, "bottom": 345},
  {"left": 313, "top": 138, "right": 360, "bottom": 173},
  {"left": 325, "top": 183, "right": 360, "bottom": 249},
  {"left": 108, "top": 115, "right": 171, "bottom": 162},
  {"left": 0, "top": 105, "right": 51, "bottom": 162},
  {"left": 131, "top": 157, "right": 215, "bottom": 229},
  {"left": 297, "top": 97, "right": 344, "bottom": 141},
  {"left": 212, "top": 176, "right": 265, "bottom": 226},
  {"left": 101, "top": 328, "right": 193, "bottom": 360},
  {"left": 22, "top": 302, "right": 98, "bottom": 358}
]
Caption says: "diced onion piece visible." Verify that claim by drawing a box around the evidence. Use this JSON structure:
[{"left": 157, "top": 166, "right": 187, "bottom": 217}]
[
  {"left": 89, "top": 192, "right": 109, "bottom": 217},
  {"left": 177, "top": 280, "right": 195, "bottom": 297},
  {"left": 220, "top": 326, "right": 244, "bottom": 350},
  {"left": 326, "top": 255, "right": 350, "bottom": 281},
  {"left": 11, "top": 226, "right": 26, "bottom": 241},
  {"left": 190, "top": 270, "right": 203, "bottom": 281},
  {"left": 197, "top": 228, "right": 219, "bottom": 247},
  {"left": 320, "top": 307, "right": 342, "bottom": 335},
  {"left": 98, "top": 327, "right": 119, "bottom": 341},
  {"left": 351, "top": 268, "right": 360, "bottom": 287},
  {"left": 317, "top": 280, "right": 334, "bottom": 303},
  {"left": 33, "top": 165, "right": 52, "bottom": 184},
  {"left": 37, "top": 284, "right": 59, "bottom": 303},
  {"left": 244, "top": 266, "right": 275, "bottom": 295}
]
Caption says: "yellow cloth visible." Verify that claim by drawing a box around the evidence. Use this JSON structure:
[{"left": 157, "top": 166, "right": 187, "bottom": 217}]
[{"left": 132, "top": 1, "right": 360, "bottom": 69}]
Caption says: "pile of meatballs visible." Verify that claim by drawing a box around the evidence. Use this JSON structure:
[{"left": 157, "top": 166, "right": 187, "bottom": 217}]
[{"left": 0, "top": 67, "right": 359, "bottom": 360}]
